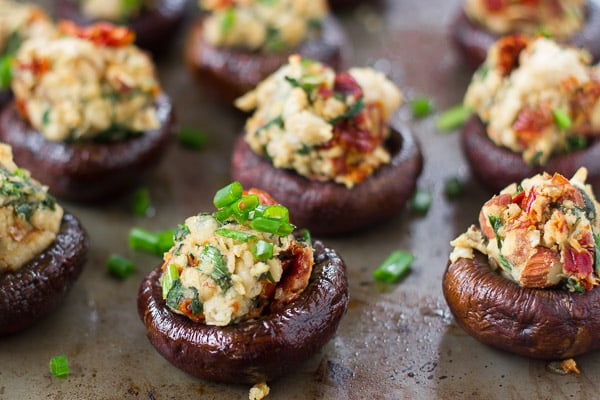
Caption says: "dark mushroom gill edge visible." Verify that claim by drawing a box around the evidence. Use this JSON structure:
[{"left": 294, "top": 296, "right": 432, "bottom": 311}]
[
  {"left": 0, "top": 94, "right": 175, "bottom": 203},
  {"left": 231, "top": 126, "right": 423, "bottom": 236},
  {"left": 184, "top": 15, "right": 347, "bottom": 105},
  {"left": 451, "top": 1, "right": 600, "bottom": 68},
  {"left": 137, "top": 239, "right": 349, "bottom": 384},
  {"left": 0, "top": 212, "right": 89, "bottom": 337},
  {"left": 55, "top": 0, "right": 188, "bottom": 54},
  {"left": 462, "top": 114, "right": 600, "bottom": 194},
  {"left": 443, "top": 251, "right": 600, "bottom": 360}
]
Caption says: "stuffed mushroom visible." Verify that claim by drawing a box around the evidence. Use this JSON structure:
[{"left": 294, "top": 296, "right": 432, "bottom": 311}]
[
  {"left": 55, "top": 0, "right": 187, "bottom": 54},
  {"left": 232, "top": 55, "right": 422, "bottom": 235},
  {"left": 138, "top": 182, "right": 348, "bottom": 386},
  {"left": 0, "top": 21, "right": 175, "bottom": 203},
  {"left": 0, "top": 143, "right": 88, "bottom": 336},
  {"left": 451, "top": 0, "right": 600, "bottom": 68},
  {"left": 0, "top": 0, "right": 55, "bottom": 110},
  {"left": 184, "top": 0, "right": 347, "bottom": 104},
  {"left": 444, "top": 168, "right": 600, "bottom": 359},
  {"left": 462, "top": 34, "right": 600, "bottom": 194}
]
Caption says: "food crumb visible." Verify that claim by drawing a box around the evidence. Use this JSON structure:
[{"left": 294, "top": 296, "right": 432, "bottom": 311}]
[
  {"left": 249, "top": 382, "right": 270, "bottom": 400},
  {"left": 560, "top": 358, "right": 580, "bottom": 375}
]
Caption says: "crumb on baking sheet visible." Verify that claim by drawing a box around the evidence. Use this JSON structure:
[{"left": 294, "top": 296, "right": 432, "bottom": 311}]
[{"left": 249, "top": 382, "right": 270, "bottom": 400}]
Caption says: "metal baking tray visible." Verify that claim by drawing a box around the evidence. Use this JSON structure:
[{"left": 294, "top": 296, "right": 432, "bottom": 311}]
[{"left": 2, "top": 1, "right": 598, "bottom": 398}]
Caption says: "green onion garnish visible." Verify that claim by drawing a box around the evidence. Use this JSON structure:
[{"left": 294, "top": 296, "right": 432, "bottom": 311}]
[
  {"left": 177, "top": 127, "right": 208, "bottom": 150},
  {"left": 131, "top": 187, "right": 151, "bottom": 216},
  {"left": 436, "top": 104, "right": 473, "bottom": 132},
  {"left": 552, "top": 108, "right": 573, "bottom": 130},
  {"left": 411, "top": 96, "right": 434, "bottom": 119},
  {"left": 263, "top": 204, "right": 289, "bottom": 222},
  {"left": 251, "top": 240, "right": 274, "bottom": 261},
  {"left": 444, "top": 176, "right": 464, "bottom": 198},
  {"left": 410, "top": 188, "right": 433, "bottom": 214},
  {"left": 106, "top": 254, "right": 135, "bottom": 279},
  {"left": 129, "top": 227, "right": 173, "bottom": 257},
  {"left": 161, "top": 264, "right": 179, "bottom": 299},
  {"left": 250, "top": 217, "right": 281, "bottom": 234},
  {"left": 373, "top": 250, "right": 414, "bottom": 283},
  {"left": 220, "top": 8, "right": 236, "bottom": 33},
  {"left": 0, "top": 56, "right": 13, "bottom": 89},
  {"left": 214, "top": 181, "right": 243, "bottom": 208},
  {"left": 49, "top": 355, "right": 69, "bottom": 377},
  {"left": 215, "top": 228, "right": 256, "bottom": 242}
]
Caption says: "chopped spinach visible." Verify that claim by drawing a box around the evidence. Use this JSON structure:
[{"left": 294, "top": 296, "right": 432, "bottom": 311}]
[
  {"left": 200, "top": 245, "right": 232, "bottom": 291},
  {"left": 329, "top": 97, "right": 365, "bottom": 125}
]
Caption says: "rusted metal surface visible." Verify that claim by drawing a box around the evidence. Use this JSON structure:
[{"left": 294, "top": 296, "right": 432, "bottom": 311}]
[{"left": 2, "top": 1, "right": 600, "bottom": 399}]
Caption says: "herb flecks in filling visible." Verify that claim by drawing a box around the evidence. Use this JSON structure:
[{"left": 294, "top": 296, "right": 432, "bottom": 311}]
[
  {"left": 236, "top": 55, "right": 403, "bottom": 188},
  {"left": 450, "top": 167, "right": 600, "bottom": 292},
  {"left": 159, "top": 182, "right": 314, "bottom": 326},
  {"left": 0, "top": 144, "right": 63, "bottom": 272},
  {"left": 200, "top": 0, "right": 328, "bottom": 52},
  {"left": 11, "top": 21, "right": 161, "bottom": 143},
  {"left": 464, "top": 35, "right": 600, "bottom": 165}
]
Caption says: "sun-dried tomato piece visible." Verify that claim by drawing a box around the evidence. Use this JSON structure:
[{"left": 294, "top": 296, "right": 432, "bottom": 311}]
[
  {"left": 244, "top": 188, "right": 278, "bottom": 206},
  {"left": 512, "top": 104, "right": 553, "bottom": 146},
  {"left": 496, "top": 34, "right": 529, "bottom": 76},
  {"left": 272, "top": 243, "right": 313, "bottom": 311},
  {"left": 59, "top": 20, "right": 135, "bottom": 47},
  {"left": 333, "top": 72, "right": 363, "bottom": 100}
]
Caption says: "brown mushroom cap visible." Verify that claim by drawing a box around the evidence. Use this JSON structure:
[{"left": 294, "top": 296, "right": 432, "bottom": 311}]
[
  {"left": 462, "top": 114, "right": 600, "bottom": 194},
  {"left": 0, "top": 89, "right": 11, "bottom": 111},
  {"left": 137, "top": 239, "right": 348, "bottom": 384},
  {"left": 184, "top": 15, "right": 347, "bottom": 105},
  {"left": 55, "top": 0, "right": 188, "bottom": 54},
  {"left": 451, "top": 1, "right": 600, "bottom": 68},
  {"left": 0, "top": 212, "right": 89, "bottom": 337},
  {"left": 231, "top": 127, "right": 423, "bottom": 236},
  {"left": 443, "top": 251, "right": 600, "bottom": 359},
  {"left": 0, "top": 94, "right": 175, "bottom": 203}
]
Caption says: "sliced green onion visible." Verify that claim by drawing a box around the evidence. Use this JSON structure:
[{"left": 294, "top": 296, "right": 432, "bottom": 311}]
[
  {"left": 410, "top": 188, "right": 433, "bottom": 214},
  {"left": 161, "top": 264, "right": 179, "bottom": 299},
  {"left": 552, "top": 108, "right": 572, "bottom": 130},
  {"left": 106, "top": 254, "right": 135, "bottom": 279},
  {"left": 220, "top": 8, "right": 236, "bottom": 33},
  {"left": 251, "top": 240, "right": 274, "bottom": 261},
  {"left": 411, "top": 96, "right": 434, "bottom": 118},
  {"left": 177, "top": 127, "right": 208, "bottom": 150},
  {"left": 373, "top": 250, "right": 414, "bottom": 283},
  {"left": 0, "top": 56, "right": 13, "bottom": 89},
  {"left": 444, "top": 176, "right": 464, "bottom": 198},
  {"left": 250, "top": 217, "right": 281, "bottom": 234},
  {"left": 156, "top": 229, "right": 175, "bottom": 255},
  {"left": 214, "top": 182, "right": 243, "bottom": 209},
  {"left": 216, "top": 228, "right": 257, "bottom": 242},
  {"left": 436, "top": 104, "right": 472, "bottom": 132},
  {"left": 131, "top": 187, "right": 151, "bottom": 216},
  {"left": 129, "top": 227, "right": 159, "bottom": 254},
  {"left": 277, "top": 222, "right": 295, "bottom": 236},
  {"left": 49, "top": 355, "right": 69, "bottom": 377},
  {"left": 263, "top": 204, "right": 289, "bottom": 222},
  {"left": 213, "top": 205, "right": 233, "bottom": 222}
]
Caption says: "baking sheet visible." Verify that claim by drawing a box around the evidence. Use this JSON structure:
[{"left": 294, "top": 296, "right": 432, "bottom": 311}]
[{"left": 2, "top": 1, "right": 600, "bottom": 399}]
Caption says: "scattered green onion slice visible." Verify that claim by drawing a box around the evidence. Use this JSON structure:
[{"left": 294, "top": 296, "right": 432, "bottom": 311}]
[
  {"left": 436, "top": 104, "right": 473, "bottom": 131},
  {"left": 250, "top": 216, "right": 282, "bottom": 234},
  {"left": 156, "top": 229, "right": 175, "bottom": 255},
  {"left": 106, "top": 254, "right": 135, "bottom": 279},
  {"left": 410, "top": 188, "right": 433, "bottom": 214},
  {"left": 552, "top": 108, "right": 572, "bottom": 130},
  {"left": 251, "top": 240, "right": 274, "bottom": 261},
  {"left": 444, "top": 176, "right": 464, "bottom": 198},
  {"left": 373, "top": 250, "right": 414, "bottom": 283},
  {"left": 411, "top": 96, "right": 434, "bottom": 118},
  {"left": 131, "top": 187, "right": 151, "bottom": 216},
  {"left": 214, "top": 181, "right": 243, "bottom": 208},
  {"left": 49, "top": 355, "right": 69, "bottom": 377},
  {"left": 263, "top": 204, "right": 289, "bottom": 222},
  {"left": 129, "top": 227, "right": 159, "bottom": 255},
  {"left": 0, "top": 56, "right": 13, "bottom": 89},
  {"left": 215, "top": 228, "right": 257, "bottom": 242},
  {"left": 177, "top": 127, "right": 208, "bottom": 150},
  {"left": 161, "top": 264, "right": 179, "bottom": 299}
]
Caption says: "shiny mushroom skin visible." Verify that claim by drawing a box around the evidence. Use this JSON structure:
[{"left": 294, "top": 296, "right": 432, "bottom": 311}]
[
  {"left": 137, "top": 239, "right": 348, "bottom": 384},
  {"left": 451, "top": 1, "right": 600, "bottom": 68},
  {"left": 443, "top": 252, "right": 600, "bottom": 359},
  {"left": 462, "top": 114, "right": 600, "bottom": 194},
  {"left": 231, "top": 127, "right": 423, "bottom": 235},
  {"left": 55, "top": 0, "right": 188, "bottom": 55},
  {"left": 0, "top": 213, "right": 89, "bottom": 337},
  {"left": 184, "top": 15, "right": 348, "bottom": 105},
  {"left": 0, "top": 94, "right": 175, "bottom": 203}
]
